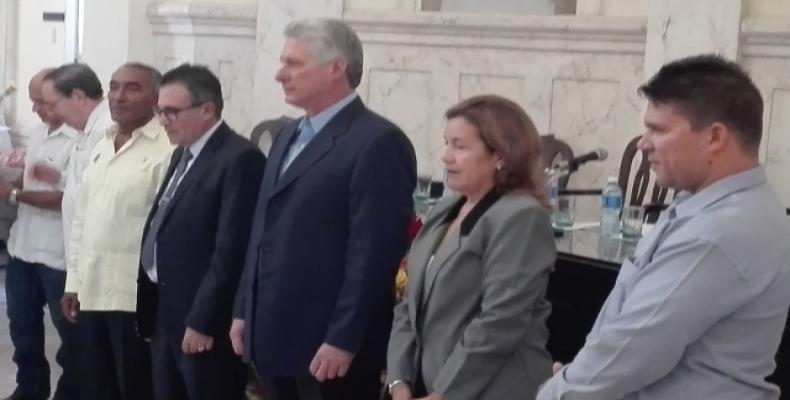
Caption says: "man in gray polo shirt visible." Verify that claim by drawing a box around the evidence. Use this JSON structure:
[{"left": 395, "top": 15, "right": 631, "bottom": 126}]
[{"left": 538, "top": 54, "right": 790, "bottom": 399}]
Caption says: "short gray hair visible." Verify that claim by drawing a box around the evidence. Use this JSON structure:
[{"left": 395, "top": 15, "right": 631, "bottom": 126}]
[
  {"left": 284, "top": 18, "right": 364, "bottom": 89},
  {"left": 120, "top": 62, "right": 162, "bottom": 92}
]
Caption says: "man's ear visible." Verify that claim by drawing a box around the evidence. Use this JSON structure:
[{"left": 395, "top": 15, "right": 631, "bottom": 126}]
[
  {"left": 706, "top": 122, "right": 730, "bottom": 156},
  {"left": 71, "top": 89, "right": 88, "bottom": 102},
  {"left": 330, "top": 59, "right": 348, "bottom": 81},
  {"left": 203, "top": 102, "right": 218, "bottom": 119}
]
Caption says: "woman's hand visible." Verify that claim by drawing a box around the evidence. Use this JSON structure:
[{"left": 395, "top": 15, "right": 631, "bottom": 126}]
[
  {"left": 553, "top": 361, "right": 564, "bottom": 375},
  {"left": 391, "top": 383, "right": 413, "bottom": 400}
]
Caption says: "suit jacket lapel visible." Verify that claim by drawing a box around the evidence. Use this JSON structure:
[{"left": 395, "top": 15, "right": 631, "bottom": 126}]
[
  {"left": 407, "top": 197, "right": 463, "bottom": 326},
  {"left": 407, "top": 222, "right": 440, "bottom": 327},
  {"left": 161, "top": 123, "right": 228, "bottom": 222},
  {"left": 271, "top": 97, "right": 366, "bottom": 197},
  {"left": 262, "top": 120, "right": 299, "bottom": 200},
  {"left": 272, "top": 128, "right": 334, "bottom": 195},
  {"left": 247, "top": 120, "right": 298, "bottom": 250},
  {"left": 420, "top": 230, "right": 461, "bottom": 313},
  {"left": 418, "top": 191, "right": 502, "bottom": 314}
]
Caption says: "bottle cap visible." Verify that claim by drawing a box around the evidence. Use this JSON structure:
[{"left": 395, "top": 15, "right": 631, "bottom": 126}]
[{"left": 607, "top": 176, "right": 618, "bottom": 183}]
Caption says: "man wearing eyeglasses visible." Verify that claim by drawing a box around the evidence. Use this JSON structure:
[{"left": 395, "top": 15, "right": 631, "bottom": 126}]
[
  {"left": 136, "top": 64, "right": 266, "bottom": 400},
  {"left": 63, "top": 62, "right": 172, "bottom": 400}
]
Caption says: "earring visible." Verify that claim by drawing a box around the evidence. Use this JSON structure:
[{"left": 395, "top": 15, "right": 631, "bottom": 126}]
[{"left": 496, "top": 164, "right": 503, "bottom": 171}]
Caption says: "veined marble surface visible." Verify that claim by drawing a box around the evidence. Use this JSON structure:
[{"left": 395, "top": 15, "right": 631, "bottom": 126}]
[
  {"left": 348, "top": 10, "right": 646, "bottom": 223},
  {"left": 148, "top": 1, "right": 258, "bottom": 136},
  {"left": 643, "top": 0, "right": 742, "bottom": 77},
  {"left": 147, "top": 1, "right": 790, "bottom": 210}
]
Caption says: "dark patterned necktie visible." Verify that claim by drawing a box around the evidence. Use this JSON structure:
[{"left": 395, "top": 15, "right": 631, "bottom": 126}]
[{"left": 140, "top": 148, "right": 193, "bottom": 275}]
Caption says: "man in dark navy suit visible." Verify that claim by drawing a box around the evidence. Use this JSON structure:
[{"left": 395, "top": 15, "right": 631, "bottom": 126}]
[
  {"left": 137, "top": 64, "right": 266, "bottom": 400},
  {"left": 231, "top": 18, "right": 416, "bottom": 400}
]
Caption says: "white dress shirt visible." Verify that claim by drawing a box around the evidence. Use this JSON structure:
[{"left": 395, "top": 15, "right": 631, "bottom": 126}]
[
  {"left": 144, "top": 119, "right": 221, "bottom": 283},
  {"left": 7, "top": 123, "right": 78, "bottom": 270},
  {"left": 538, "top": 166, "right": 790, "bottom": 400},
  {"left": 61, "top": 99, "right": 113, "bottom": 259}
]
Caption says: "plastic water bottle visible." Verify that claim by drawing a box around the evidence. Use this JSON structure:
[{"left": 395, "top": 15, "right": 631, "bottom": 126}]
[
  {"left": 545, "top": 170, "right": 560, "bottom": 226},
  {"left": 600, "top": 176, "right": 623, "bottom": 236}
]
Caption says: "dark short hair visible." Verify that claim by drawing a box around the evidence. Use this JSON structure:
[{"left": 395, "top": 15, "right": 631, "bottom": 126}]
[
  {"left": 639, "top": 54, "right": 763, "bottom": 153},
  {"left": 119, "top": 62, "right": 162, "bottom": 92},
  {"left": 445, "top": 95, "right": 548, "bottom": 208},
  {"left": 44, "top": 63, "right": 103, "bottom": 100},
  {"left": 160, "top": 64, "right": 223, "bottom": 118}
]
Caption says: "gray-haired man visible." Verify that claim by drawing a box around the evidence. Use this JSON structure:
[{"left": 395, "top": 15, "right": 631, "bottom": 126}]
[{"left": 232, "top": 18, "right": 417, "bottom": 400}]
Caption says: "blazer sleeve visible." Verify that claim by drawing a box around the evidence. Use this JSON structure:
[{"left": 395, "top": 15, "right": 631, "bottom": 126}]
[
  {"left": 432, "top": 204, "right": 556, "bottom": 398},
  {"left": 323, "top": 129, "right": 416, "bottom": 353},
  {"left": 184, "top": 147, "right": 266, "bottom": 335}
]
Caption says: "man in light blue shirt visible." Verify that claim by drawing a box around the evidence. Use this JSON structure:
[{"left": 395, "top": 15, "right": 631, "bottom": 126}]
[{"left": 538, "top": 54, "right": 790, "bottom": 399}]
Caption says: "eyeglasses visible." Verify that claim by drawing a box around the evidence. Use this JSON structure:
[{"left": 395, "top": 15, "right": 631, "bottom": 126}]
[{"left": 154, "top": 103, "right": 204, "bottom": 121}]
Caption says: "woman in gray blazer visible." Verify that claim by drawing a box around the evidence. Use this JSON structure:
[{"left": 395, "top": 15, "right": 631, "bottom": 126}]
[{"left": 386, "top": 95, "right": 556, "bottom": 400}]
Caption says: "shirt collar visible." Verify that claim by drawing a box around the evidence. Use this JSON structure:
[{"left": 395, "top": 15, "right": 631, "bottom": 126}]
[
  {"left": 105, "top": 116, "right": 163, "bottom": 140},
  {"left": 672, "top": 166, "right": 766, "bottom": 219},
  {"left": 83, "top": 99, "right": 109, "bottom": 134},
  {"left": 304, "top": 92, "right": 358, "bottom": 135},
  {"left": 188, "top": 119, "right": 223, "bottom": 159},
  {"left": 46, "top": 123, "right": 79, "bottom": 141}
]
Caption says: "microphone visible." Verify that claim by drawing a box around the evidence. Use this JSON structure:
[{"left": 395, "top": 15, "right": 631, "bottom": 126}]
[{"left": 554, "top": 148, "right": 608, "bottom": 174}]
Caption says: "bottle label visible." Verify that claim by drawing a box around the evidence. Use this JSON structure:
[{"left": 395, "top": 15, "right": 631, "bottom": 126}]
[{"left": 602, "top": 196, "right": 622, "bottom": 209}]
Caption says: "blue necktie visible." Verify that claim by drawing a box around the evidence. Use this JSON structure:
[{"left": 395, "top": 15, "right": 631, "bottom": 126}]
[{"left": 280, "top": 119, "right": 315, "bottom": 176}]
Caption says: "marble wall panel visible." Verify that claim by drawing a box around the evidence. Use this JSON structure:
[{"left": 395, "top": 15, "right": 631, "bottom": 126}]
[
  {"left": 742, "top": 54, "right": 790, "bottom": 206},
  {"left": 357, "top": 34, "right": 646, "bottom": 221},
  {"left": 459, "top": 74, "right": 526, "bottom": 106},
  {"left": 549, "top": 77, "right": 644, "bottom": 221},
  {"left": 148, "top": 2, "right": 257, "bottom": 135},
  {"left": 253, "top": 0, "right": 344, "bottom": 120},
  {"left": 365, "top": 69, "right": 436, "bottom": 176},
  {"left": 146, "top": 2, "right": 790, "bottom": 212},
  {"left": 193, "top": 39, "right": 257, "bottom": 136},
  {"left": 765, "top": 88, "right": 790, "bottom": 204},
  {"left": 644, "top": 0, "right": 742, "bottom": 77}
]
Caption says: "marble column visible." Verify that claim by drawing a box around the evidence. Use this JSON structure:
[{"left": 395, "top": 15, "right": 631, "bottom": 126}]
[
  {"left": 253, "top": 0, "right": 344, "bottom": 120},
  {"left": 575, "top": 0, "right": 602, "bottom": 15},
  {"left": 440, "top": 0, "right": 555, "bottom": 15},
  {"left": 0, "top": 0, "right": 15, "bottom": 127},
  {"left": 148, "top": 1, "right": 258, "bottom": 134},
  {"left": 344, "top": 0, "right": 418, "bottom": 12},
  {"left": 643, "top": 0, "right": 743, "bottom": 78}
]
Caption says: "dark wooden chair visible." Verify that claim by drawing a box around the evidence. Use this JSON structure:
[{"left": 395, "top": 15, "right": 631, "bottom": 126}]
[
  {"left": 541, "top": 135, "right": 574, "bottom": 189},
  {"left": 249, "top": 116, "right": 295, "bottom": 155},
  {"left": 618, "top": 135, "right": 671, "bottom": 222}
]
